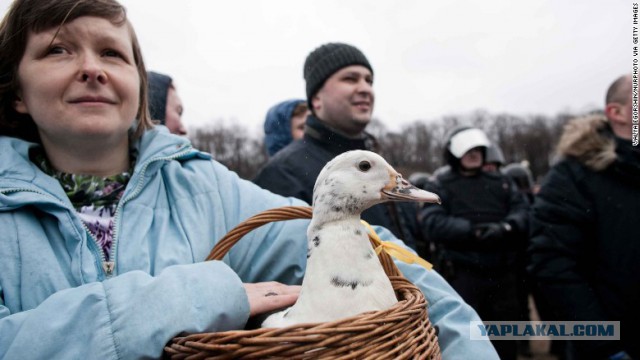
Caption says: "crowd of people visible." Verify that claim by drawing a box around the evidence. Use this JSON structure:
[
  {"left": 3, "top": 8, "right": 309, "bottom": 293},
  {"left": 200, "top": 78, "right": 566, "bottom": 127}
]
[{"left": 0, "top": 0, "right": 637, "bottom": 359}]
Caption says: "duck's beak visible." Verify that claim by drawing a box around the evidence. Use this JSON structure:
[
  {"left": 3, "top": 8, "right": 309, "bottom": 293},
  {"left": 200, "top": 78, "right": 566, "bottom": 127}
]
[{"left": 381, "top": 170, "right": 441, "bottom": 204}]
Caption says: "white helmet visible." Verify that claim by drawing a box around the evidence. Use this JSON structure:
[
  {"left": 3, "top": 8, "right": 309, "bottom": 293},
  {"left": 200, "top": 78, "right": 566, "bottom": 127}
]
[{"left": 447, "top": 128, "right": 491, "bottom": 158}]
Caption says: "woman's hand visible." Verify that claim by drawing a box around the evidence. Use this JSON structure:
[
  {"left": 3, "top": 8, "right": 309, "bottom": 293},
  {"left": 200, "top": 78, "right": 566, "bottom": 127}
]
[{"left": 243, "top": 282, "right": 301, "bottom": 316}]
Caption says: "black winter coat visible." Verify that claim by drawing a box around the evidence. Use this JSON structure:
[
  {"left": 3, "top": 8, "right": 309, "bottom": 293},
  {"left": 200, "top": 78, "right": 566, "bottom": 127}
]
[
  {"left": 253, "top": 115, "right": 423, "bottom": 250},
  {"left": 419, "top": 168, "right": 529, "bottom": 270},
  {"left": 529, "top": 116, "right": 640, "bottom": 359}
]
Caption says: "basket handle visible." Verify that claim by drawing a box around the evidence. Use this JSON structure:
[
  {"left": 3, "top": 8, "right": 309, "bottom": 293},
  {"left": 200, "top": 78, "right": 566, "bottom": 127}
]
[{"left": 206, "top": 206, "right": 402, "bottom": 277}]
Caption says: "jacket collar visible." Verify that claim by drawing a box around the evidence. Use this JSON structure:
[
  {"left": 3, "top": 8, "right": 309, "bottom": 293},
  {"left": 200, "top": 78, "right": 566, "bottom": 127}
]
[
  {"left": 556, "top": 114, "right": 640, "bottom": 178},
  {"left": 304, "top": 115, "right": 376, "bottom": 153},
  {"left": 613, "top": 135, "right": 640, "bottom": 179},
  {"left": 557, "top": 115, "right": 617, "bottom": 171},
  {"left": 0, "top": 127, "right": 196, "bottom": 203}
]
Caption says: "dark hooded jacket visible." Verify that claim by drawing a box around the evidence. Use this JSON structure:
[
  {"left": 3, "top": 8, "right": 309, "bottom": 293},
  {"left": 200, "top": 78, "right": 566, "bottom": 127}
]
[
  {"left": 529, "top": 115, "right": 640, "bottom": 359},
  {"left": 253, "top": 115, "right": 423, "bottom": 250},
  {"left": 263, "top": 99, "right": 305, "bottom": 157}
]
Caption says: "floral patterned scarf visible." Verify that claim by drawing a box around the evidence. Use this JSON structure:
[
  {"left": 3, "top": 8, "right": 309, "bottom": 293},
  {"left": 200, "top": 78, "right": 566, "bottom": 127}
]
[{"left": 32, "top": 149, "right": 135, "bottom": 261}]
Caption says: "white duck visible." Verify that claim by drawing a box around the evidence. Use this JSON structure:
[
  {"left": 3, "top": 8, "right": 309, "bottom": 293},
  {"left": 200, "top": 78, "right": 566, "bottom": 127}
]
[{"left": 262, "top": 150, "right": 441, "bottom": 328}]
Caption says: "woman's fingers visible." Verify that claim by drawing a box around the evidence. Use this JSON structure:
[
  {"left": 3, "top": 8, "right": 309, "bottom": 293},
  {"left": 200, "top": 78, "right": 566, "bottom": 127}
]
[{"left": 243, "top": 282, "right": 301, "bottom": 316}]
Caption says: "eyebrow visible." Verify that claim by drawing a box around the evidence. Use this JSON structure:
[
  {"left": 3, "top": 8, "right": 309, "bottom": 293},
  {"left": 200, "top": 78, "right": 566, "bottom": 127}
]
[{"left": 45, "top": 25, "right": 130, "bottom": 48}]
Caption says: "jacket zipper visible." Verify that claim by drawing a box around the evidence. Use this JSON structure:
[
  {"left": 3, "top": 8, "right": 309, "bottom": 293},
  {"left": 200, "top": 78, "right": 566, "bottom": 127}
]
[
  {"left": 106, "top": 145, "right": 196, "bottom": 278},
  {"left": 1, "top": 144, "right": 198, "bottom": 279}
]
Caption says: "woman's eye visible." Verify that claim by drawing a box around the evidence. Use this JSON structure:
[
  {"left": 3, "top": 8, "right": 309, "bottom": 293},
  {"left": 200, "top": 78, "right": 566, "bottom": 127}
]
[
  {"left": 358, "top": 161, "right": 371, "bottom": 172},
  {"left": 103, "top": 49, "right": 122, "bottom": 58},
  {"left": 46, "top": 46, "right": 66, "bottom": 55}
]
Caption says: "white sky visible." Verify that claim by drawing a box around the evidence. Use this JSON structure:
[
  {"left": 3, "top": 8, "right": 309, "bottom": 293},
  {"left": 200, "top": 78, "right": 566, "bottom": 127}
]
[{"left": 0, "top": 1, "right": 630, "bottom": 135}]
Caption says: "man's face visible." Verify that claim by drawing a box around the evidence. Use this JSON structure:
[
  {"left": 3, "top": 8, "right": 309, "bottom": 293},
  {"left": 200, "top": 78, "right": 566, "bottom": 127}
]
[
  {"left": 290, "top": 109, "right": 309, "bottom": 140},
  {"left": 618, "top": 79, "right": 633, "bottom": 131},
  {"left": 607, "top": 76, "right": 633, "bottom": 139},
  {"left": 165, "top": 87, "right": 186, "bottom": 135},
  {"left": 312, "top": 65, "right": 374, "bottom": 136},
  {"left": 460, "top": 147, "right": 484, "bottom": 170}
]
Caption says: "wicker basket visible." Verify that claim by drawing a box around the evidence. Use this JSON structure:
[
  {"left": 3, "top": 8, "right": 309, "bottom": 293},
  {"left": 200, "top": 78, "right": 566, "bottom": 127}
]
[{"left": 164, "top": 206, "right": 441, "bottom": 359}]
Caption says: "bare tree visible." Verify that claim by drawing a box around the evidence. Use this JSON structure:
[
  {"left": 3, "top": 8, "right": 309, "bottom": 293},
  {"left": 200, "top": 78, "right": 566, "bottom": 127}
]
[
  {"left": 187, "top": 110, "right": 586, "bottom": 183},
  {"left": 189, "top": 122, "right": 267, "bottom": 180}
]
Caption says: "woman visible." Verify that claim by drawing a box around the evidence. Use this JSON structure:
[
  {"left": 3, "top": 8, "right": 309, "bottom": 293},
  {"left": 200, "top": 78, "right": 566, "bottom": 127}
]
[{"left": 0, "top": 0, "right": 497, "bottom": 358}]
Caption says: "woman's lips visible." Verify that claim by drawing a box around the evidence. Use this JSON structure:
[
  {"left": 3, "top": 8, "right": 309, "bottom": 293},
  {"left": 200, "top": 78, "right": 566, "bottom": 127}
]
[{"left": 68, "top": 96, "right": 116, "bottom": 104}]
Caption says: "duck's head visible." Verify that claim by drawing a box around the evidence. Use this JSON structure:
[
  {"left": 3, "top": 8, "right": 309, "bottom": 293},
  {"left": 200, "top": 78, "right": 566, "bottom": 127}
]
[{"left": 312, "top": 150, "right": 441, "bottom": 215}]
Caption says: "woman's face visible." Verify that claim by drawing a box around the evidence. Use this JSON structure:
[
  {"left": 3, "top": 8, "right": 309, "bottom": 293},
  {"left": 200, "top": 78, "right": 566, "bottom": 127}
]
[{"left": 14, "top": 16, "right": 139, "bottom": 146}]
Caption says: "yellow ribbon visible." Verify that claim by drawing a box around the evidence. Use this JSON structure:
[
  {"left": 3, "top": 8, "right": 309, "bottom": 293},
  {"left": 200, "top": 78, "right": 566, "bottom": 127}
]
[{"left": 361, "top": 220, "right": 433, "bottom": 271}]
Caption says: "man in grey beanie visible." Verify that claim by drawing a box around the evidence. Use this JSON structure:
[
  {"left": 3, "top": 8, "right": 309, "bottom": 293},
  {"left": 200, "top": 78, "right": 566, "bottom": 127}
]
[
  {"left": 302, "top": 42, "right": 374, "bottom": 135},
  {"left": 254, "top": 42, "right": 423, "bottom": 252}
]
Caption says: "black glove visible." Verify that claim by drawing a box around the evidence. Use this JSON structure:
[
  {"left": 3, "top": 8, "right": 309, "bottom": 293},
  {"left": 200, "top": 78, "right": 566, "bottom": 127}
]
[{"left": 473, "top": 222, "right": 512, "bottom": 241}]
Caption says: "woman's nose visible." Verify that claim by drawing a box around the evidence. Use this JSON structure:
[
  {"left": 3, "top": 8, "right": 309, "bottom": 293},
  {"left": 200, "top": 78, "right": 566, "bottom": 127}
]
[{"left": 78, "top": 54, "right": 107, "bottom": 84}]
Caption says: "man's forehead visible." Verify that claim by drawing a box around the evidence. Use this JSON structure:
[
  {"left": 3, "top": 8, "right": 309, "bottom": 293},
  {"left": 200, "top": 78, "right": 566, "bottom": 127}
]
[{"left": 334, "top": 65, "right": 372, "bottom": 77}]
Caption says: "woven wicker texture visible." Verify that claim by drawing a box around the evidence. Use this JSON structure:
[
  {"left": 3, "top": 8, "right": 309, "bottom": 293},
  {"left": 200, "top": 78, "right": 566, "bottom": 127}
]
[{"left": 164, "top": 206, "right": 441, "bottom": 359}]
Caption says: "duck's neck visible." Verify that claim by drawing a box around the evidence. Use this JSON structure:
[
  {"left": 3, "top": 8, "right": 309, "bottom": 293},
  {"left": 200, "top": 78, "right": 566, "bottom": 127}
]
[
  {"left": 310, "top": 207, "right": 361, "bottom": 229},
  {"left": 303, "top": 208, "right": 386, "bottom": 304},
  {"left": 311, "top": 190, "right": 370, "bottom": 226},
  {"left": 307, "top": 207, "right": 374, "bottom": 267}
]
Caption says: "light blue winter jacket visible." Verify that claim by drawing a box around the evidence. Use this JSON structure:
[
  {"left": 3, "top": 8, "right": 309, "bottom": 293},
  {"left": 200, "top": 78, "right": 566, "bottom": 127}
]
[{"left": 0, "top": 127, "right": 498, "bottom": 359}]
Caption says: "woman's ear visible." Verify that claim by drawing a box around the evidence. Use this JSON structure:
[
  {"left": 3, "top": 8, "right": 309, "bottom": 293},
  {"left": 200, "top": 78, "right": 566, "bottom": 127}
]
[{"left": 13, "top": 93, "right": 28, "bottom": 114}]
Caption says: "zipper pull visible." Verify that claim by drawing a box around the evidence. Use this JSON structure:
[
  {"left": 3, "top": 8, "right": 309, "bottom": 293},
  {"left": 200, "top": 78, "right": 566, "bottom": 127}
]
[{"left": 103, "top": 261, "right": 115, "bottom": 276}]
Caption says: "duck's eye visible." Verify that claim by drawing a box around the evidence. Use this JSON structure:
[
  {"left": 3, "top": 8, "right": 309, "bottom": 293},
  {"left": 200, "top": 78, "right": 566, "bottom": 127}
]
[{"left": 358, "top": 160, "right": 371, "bottom": 172}]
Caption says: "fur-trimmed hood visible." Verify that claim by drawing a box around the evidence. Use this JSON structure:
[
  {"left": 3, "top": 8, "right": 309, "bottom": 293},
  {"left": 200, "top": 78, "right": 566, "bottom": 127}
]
[{"left": 557, "top": 114, "right": 617, "bottom": 171}]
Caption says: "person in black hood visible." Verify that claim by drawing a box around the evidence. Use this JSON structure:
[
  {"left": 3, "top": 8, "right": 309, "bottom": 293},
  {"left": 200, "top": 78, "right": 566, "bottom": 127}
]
[
  {"left": 483, "top": 143, "right": 505, "bottom": 173},
  {"left": 147, "top": 71, "right": 186, "bottom": 136},
  {"left": 253, "top": 42, "right": 424, "bottom": 252},
  {"left": 529, "top": 74, "right": 639, "bottom": 360},
  {"left": 419, "top": 126, "right": 529, "bottom": 360},
  {"left": 502, "top": 162, "right": 535, "bottom": 204}
]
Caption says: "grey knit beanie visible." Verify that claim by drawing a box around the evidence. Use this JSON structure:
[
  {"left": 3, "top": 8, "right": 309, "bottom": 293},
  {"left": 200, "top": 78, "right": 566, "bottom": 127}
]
[{"left": 303, "top": 43, "right": 373, "bottom": 108}]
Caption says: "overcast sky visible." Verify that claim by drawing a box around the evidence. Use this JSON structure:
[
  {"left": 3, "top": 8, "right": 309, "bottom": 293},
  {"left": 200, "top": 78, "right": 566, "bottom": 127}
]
[{"left": 0, "top": 1, "right": 630, "bottom": 134}]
